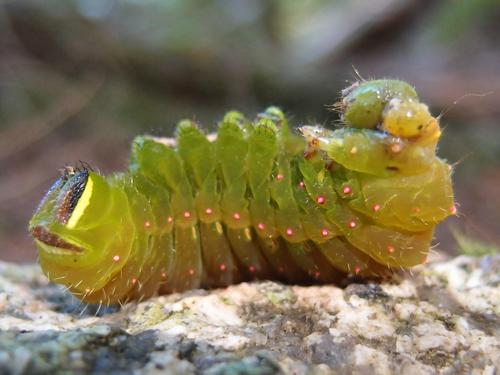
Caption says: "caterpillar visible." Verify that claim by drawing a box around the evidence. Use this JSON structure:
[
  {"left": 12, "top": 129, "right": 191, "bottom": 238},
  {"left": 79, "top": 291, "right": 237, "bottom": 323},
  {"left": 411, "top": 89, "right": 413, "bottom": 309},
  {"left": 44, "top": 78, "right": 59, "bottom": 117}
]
[{"left": 28, "top": 78, "right": 455, "bottom": 305}]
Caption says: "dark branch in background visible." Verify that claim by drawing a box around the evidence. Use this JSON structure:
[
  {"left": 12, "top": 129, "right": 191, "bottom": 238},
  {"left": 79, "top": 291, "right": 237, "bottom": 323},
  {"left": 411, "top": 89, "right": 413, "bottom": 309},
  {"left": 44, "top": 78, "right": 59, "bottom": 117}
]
[{"left": 0, "top": 81, "right": 101, "bottom": 161}]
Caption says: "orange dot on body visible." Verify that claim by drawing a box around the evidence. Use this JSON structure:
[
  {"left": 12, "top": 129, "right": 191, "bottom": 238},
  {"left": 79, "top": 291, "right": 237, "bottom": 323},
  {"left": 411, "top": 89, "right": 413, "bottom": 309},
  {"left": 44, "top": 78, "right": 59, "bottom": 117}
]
[
  {"left": 354, "top": 266, "right": 361, "bottom": 275},
  {"left": 350, "top": 146, "right": 358, "bottom": 154},
  {"left": 112, "top": 255, "right": 120, "bottom": 262},
  {"left": 316, "top": 196, "right": 326, "bottom": 205},
  {"left": 348, "top": 220, "right": 357, "bottom": 229},
  {"left": 373, "top": 204, "right": 381, "bottom": 212},
  {"left": 299, "top": 181, "right": 305, "bottom": 188},
  {"left": 219, "top": 264, "right": 226, "bottom": 272},
  {"left": 167, "top": 216, "right": 173, "bottom": 224},
  {"left": 450, "top": 205, "right": 457, "bottom": 215},
  {"left": 314, "top": 271, "right": 321, "bottom": 279},
  {"left": 321, "top": 228, "right": 329, "bottom": 237},
  {"left": 205, "top": 208, "right": 213, "bottom": 215},
  {"left": 285, "top": 228, "right": 294, "bottom": 236},
  {"left": 276, "top": 174, "right": 284, "bottom": 181},
  {"left": 183, "top": 211, "right": 191, "bottom": 219},
  {"left": 387, "top": 245, "right": 395, "bottom": 253},
  {"left": 131, "top": 278, "right": 137, "bottom": 285},
  {"left": 257, "top": 223, "right": 265, "bottom": 231},
  {"left": 391, "top": 143, "right": 402, "bottom": 153},
  {"left": 342, "top": 186, "right": 352, "bottom": 195},
  {"left": 188, "top": 268, "right": 195, "bottom": 276},
  {"left": 233, "top": 212, "right": 241, "bottom": 220},
  {"left": 144, "top": 221, "right": 151, "bottom": 228},
  {"left": 248, "top": 265, "right": 256, "bottom": 273},
  {"left": 161, "top": 272, "right": 167, "bottom": 278}
]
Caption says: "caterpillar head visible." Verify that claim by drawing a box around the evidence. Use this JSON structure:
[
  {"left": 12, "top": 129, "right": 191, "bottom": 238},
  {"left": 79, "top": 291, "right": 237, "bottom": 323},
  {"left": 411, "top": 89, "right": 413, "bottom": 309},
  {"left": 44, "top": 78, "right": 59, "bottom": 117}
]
[
  {"left": 29, "top": 167, "right": 135, "bottom": 294},
  {"left": 340, "top": 79, "right": 440, "bottom": 140}
]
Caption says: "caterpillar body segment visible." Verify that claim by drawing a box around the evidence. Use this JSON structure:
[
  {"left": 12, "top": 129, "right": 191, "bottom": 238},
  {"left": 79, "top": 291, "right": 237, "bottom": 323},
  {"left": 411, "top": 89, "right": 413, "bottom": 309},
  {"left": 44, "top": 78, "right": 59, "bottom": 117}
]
[
  {"left": 176, "top": 120, "right": 241, "bottom": 288},
  {"left": 216, "top": 114, "right": 273, "bottom": 279},
  {"left": 29, "top": 79, "right": 455, "bottom": 304},
  {"left": 306, "top": 127, "right": 436, "bottom": 177}
]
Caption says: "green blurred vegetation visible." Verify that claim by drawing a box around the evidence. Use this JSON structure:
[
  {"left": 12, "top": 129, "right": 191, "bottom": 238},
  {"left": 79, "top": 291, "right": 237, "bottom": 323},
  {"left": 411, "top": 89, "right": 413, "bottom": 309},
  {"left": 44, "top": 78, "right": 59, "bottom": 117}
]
[
  {"left": 0, "top": 0, "right": 499, "bottom": 262},
  {"left": 453, "top": 227, "right": 499, "bottom": 257}
]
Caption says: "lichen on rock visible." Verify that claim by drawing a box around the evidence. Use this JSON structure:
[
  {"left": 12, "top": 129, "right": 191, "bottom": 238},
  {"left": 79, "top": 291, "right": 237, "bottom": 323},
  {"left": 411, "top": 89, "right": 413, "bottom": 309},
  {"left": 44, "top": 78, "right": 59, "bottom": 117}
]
[{"left": 0, "top": 256, "right": 499, "bottom": 374}]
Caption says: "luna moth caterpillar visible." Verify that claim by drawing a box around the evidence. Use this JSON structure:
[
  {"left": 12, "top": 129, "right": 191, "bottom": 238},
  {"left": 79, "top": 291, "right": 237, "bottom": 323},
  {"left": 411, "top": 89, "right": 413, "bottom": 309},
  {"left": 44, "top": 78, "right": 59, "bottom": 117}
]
[{"left": 29, "top": 78, "right": 455, "bottom": 305}]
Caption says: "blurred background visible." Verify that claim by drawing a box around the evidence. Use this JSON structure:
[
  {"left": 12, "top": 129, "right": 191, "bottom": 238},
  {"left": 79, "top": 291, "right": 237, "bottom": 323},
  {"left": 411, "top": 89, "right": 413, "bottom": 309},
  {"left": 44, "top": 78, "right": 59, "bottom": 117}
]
[{"left": 0, "top": 0, "right": 499, "bottom": 262}]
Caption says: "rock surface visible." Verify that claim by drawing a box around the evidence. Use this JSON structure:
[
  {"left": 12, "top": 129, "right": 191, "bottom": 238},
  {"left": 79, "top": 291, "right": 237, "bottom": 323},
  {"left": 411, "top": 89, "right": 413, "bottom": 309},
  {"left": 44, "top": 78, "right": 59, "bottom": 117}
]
[{"left": 0, "top": 255, "right": 499, "bottom": 375}]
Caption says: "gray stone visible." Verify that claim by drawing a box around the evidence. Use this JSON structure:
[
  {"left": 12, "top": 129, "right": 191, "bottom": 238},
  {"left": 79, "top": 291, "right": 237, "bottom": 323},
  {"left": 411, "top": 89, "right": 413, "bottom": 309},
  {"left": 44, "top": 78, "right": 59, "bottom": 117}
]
[{"left": 0, "top": 256, "right": 498, "bottom": 374}]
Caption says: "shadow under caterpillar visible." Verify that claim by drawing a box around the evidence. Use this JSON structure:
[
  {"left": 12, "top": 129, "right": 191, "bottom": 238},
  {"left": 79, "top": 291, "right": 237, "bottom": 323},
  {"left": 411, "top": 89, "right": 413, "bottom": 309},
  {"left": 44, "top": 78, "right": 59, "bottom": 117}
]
[{"left": 29, "top": 78, "right": 455, "bottom": 305}]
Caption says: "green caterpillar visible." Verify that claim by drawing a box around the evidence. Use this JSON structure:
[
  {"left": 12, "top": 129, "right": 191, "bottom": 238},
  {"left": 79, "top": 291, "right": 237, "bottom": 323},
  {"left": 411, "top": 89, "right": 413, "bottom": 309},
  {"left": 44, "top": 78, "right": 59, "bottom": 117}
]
[{"left": 29, "top": 79, "right": 455, "bottom": 305}]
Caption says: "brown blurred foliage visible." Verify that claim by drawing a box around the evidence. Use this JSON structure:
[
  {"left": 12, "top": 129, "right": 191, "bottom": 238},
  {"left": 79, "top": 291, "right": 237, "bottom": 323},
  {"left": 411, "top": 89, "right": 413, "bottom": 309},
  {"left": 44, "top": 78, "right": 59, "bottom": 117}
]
[{"left": 1, "top": 0, "right": 499, "bottom": 262}]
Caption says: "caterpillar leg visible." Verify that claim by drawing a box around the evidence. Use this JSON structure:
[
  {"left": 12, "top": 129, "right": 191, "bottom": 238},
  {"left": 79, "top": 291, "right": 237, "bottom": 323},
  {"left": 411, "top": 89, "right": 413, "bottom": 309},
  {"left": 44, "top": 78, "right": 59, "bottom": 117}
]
[
  {"left": 285, "top": 241, "right": 344, "bottom": 283},
  {"left": 316, "top": 237, "right": 390, "bottom": 277},
  {"left": 199, "top": 221, "right": 241, "bottom": 287},
  {"left": 165, "top": 225, "right": 203, "bottom": 292},
  {"left": 257, "top": 236, "right": 310, "bottom": 284},
  {"left": 225, "top": 227, "right": 274, "bottom": 280},
  {"left": 218, "top": 182, "right": 271, "bottom": 280}
]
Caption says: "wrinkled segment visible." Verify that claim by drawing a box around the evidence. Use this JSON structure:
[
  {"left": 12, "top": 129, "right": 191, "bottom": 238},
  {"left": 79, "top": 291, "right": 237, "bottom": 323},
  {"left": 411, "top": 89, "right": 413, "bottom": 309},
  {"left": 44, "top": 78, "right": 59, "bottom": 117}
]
[{"left": 29, "top": 78, "right": 455, "bottom": 304}]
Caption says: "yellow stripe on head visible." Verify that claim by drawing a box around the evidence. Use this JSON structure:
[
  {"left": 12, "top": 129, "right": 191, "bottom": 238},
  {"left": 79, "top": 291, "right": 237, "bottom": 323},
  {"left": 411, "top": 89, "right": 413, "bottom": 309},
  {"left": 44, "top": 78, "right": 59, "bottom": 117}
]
[{"left": 66, "top": 176, "right": 94, "bottom": 229}]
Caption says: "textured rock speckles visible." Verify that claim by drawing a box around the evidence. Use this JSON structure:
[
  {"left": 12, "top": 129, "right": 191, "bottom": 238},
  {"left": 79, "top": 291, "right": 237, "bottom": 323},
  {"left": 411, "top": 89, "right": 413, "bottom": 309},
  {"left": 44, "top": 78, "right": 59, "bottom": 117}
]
[
  {"left": 353, "top": 345, "right": 391, "bottom": 375},
  {"left": 0, "top": 256, "right": 499, "bottom": 374}
]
